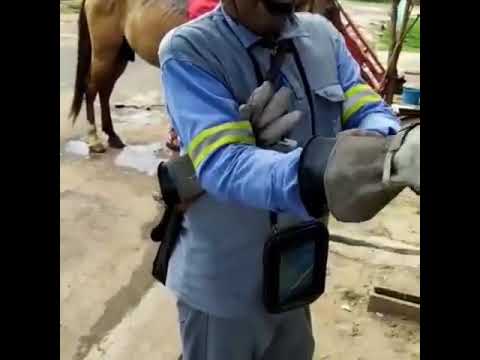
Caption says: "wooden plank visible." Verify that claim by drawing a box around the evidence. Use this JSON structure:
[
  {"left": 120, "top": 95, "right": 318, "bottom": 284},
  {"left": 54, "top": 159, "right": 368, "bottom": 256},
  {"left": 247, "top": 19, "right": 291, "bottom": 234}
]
[
  {"left": 374, "top": 287, "right": 420, "bottom": 304},
  {"left": 367, "top": 292, "right": 420, "bottom": 322},
  {"left": 374, "top": 267, "right": 420, "bottom": 301}
]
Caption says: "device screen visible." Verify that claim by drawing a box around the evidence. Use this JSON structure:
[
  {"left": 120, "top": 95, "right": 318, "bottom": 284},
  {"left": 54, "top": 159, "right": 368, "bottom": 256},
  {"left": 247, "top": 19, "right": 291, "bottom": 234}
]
[{"left": 278, "top": 241, "right": 315, "bottom": 304}]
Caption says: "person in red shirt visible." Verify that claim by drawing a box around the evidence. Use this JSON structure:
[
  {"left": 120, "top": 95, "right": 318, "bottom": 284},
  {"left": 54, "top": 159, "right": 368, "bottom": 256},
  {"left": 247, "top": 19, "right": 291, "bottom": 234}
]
[{"left": 187, "top": 0, "right": 219, "bottom": 20}]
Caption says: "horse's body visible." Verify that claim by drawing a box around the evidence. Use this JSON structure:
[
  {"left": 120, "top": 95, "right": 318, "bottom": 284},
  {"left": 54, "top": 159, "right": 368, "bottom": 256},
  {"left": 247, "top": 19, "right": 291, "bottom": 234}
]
[{"left": 70, "top": 0, "right": 326, "bottom": 153}]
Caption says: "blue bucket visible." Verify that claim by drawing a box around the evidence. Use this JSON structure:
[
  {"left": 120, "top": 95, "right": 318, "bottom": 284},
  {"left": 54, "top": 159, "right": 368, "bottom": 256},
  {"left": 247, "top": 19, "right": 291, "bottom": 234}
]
[{"left": 402, "top": 87, "right": 421, "bottom": 105}]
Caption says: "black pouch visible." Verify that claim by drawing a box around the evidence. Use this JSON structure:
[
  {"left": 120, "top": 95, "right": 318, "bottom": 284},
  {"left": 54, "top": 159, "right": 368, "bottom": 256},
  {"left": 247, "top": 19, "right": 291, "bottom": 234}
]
[
  {"left": 263, "top": 213, "right": 330, "bottom": 313},
  {"left": 150, "top": 161, "right": 184, "bottom": 285},
  {"left": 151, "top": 206, "right": 183, "bottom": 284}
]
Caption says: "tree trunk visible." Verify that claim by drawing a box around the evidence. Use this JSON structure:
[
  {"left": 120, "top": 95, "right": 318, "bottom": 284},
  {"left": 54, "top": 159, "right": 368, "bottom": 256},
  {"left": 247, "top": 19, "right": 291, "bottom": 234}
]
[
  {"left": 384, "top": 0, "right": 413, "bottom": 104},
  {"left": 388, "top": 0, "right": 400, "bottom": 62}
]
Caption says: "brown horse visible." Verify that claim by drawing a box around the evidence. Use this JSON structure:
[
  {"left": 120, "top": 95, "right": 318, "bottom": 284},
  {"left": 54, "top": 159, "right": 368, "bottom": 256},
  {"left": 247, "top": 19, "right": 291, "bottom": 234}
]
[{"left": 69, "top": 0, "right": 328, "bottom": 153}]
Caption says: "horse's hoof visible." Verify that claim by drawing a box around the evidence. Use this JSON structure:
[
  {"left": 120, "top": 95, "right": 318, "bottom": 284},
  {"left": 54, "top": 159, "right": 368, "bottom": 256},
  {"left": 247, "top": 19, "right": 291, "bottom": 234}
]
[
  {"left": 109, "top": 136, "right": 126, "bottom": 149},
  {"left": 89, "top": 143, "right": 107, "bottom": 154}
]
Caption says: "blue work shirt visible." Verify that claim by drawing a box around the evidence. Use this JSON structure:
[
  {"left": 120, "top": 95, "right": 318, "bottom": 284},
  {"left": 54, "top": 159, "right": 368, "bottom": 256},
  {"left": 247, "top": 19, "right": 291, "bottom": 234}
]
[{"left": 161, "top": 8, "right": 400, "bottom": 219}]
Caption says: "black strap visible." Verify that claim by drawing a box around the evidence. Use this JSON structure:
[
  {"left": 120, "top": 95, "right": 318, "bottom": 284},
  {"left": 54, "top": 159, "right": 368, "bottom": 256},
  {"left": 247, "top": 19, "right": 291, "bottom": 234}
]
[
  {"left": 265, "top": 41, "right": 293, "bottom": 87},
  {"left": 290, "top": 44, "right": 317, "bottom": 136},
  {"left": 269, "top": 212, "right": 279, "bottom": 233},
  {"left": 249, "top": 53, "right": 264, "bottom": 87},
  {"left": 247, "top": 39, "right": 292, "bottom": 87},
  {"left": 246, "top": 40, "right": 293, "bottom": 233},
  {"left": 246, "top": 39, "right": 317, "bottom": 232}
]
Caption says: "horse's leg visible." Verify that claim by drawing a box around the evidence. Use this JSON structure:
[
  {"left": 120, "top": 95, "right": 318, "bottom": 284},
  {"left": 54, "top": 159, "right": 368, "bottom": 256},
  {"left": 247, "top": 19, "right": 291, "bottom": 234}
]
[
  {"left": 84, "top": 0, "right": 125, "bottom": 152},
  {"left": 98, "top": 57, "right": 128, "bottom": 149},
  {"left": 85, "top": 84, "right": 106, "bottom": 153}
]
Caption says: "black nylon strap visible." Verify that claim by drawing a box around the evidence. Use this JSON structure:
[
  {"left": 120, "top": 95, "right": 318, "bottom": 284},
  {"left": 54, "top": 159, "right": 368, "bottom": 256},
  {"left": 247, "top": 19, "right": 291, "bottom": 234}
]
[
  {"left": 269, "top": 211, "right": 279, "bottom": 232},
  {"left": 249, "top": 50, "right": 264, "bottom": 86},
  {"left": 247, "top": 39, "right": 292, "bottom": 88},
  {"left": 247, "top": 39, "right": 316, "bottom": 230},
  {"left": 265, "top": 41, "right": 292, "bottom": 87},
  {"left": 290, "top": 44, "right": 316, "bottom": 135},
  {"left": 248, "top": 39, "right": 320, "bottom": 230},
  {"left": 247, "top": 41, "right": 289, "bottom": 232}
]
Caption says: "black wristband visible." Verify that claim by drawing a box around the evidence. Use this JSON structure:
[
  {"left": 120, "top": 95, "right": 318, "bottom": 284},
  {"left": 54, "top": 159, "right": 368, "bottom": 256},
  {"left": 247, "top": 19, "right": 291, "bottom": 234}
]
[{"left": 298, "top": 136, "right": 336, "bottom": 218}]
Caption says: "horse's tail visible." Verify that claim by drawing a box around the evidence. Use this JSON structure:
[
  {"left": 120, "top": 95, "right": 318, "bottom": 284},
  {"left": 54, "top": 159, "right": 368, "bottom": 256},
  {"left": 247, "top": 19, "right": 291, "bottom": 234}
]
[{"left": 70, "top": 0, "right": 91, "bottom": 123}]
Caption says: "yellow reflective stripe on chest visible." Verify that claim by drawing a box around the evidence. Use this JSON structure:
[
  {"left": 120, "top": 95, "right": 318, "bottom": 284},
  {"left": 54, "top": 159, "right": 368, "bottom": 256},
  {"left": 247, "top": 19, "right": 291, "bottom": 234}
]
[{"left": 188, "top": 121, "right": 255, "bottom": 170}]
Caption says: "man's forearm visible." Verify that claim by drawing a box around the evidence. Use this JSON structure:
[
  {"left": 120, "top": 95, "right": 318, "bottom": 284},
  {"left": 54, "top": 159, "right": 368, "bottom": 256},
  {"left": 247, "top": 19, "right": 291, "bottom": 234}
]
[{"left": 197, "top": 144, "right": 309, "bottom": 218}]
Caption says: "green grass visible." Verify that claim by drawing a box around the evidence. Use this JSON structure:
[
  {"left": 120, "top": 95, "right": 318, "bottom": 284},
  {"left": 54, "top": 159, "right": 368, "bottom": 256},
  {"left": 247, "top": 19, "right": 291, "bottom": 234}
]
[
  {"left": 60, "top": 0, "right": 82, "bottom": 13},
  {"left": 378, "top": 17, "right": 420, "bottom": 52}
]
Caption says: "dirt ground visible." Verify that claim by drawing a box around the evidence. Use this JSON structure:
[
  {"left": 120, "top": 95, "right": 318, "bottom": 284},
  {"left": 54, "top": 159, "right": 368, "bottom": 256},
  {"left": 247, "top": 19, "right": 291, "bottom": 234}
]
[{"left": 60, "top": 2, "right": 420, "bottom": 360}]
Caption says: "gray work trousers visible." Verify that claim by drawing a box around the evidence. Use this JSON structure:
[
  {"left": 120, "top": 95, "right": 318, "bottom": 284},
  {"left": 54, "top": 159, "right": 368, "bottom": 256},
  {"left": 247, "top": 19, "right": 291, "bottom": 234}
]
[{"left": 177, "top": 300, "right": 314, "bottom": 360}]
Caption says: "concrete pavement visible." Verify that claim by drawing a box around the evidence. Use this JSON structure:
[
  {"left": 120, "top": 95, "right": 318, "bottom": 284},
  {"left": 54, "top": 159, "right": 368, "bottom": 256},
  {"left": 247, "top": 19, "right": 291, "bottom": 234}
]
[
  {"left": 60, "top": 6, "right": 420, "bottom": 360},
  {"left": 60, "top": 14, "right": 179, "bottom": 360}
]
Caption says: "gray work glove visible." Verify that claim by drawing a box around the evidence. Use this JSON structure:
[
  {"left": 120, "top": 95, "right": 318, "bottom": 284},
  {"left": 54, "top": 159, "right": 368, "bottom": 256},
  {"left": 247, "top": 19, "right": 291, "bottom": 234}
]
[
  {"left": 239, "top": 81, "right": 302, "bottom": 146},
  {"left": 155, "top": 81, "right": 302, "bottom": 205},
  {"left": 384, "top": 123, "right": 420, "bottom": 194},
  {"left": 298, "top": 122, "right": 420, "bottom": 222}
]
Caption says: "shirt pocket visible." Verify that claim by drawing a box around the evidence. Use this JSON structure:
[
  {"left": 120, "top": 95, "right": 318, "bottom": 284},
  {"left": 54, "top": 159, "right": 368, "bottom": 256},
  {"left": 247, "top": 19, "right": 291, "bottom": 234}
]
[{"left": 312, "top": 84, "right": 345, "bottom": 136}]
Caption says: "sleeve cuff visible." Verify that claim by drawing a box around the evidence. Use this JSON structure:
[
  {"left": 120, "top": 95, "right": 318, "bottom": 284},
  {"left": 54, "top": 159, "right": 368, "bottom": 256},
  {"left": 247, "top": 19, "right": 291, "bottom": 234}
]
[{"left": 358, "top": 113, "right": 401, "bottom": 136}]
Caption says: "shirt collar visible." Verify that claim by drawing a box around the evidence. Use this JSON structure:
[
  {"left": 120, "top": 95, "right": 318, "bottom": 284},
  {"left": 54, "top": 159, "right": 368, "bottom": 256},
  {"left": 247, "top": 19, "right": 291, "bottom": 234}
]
[{"left": 220, "top": 5, "right": 309, "bottom": 49}]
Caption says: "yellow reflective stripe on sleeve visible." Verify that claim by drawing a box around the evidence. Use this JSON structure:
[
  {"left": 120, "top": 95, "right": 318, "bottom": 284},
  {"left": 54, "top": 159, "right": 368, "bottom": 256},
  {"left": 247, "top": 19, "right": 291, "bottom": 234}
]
[
  {"left": 192, "top": 135, "right": 255, "bottom": 169},
  {"left": 342, "top": 94, "right": 382, "bottom": 124},
  {"left": 187, "top": 121, "right": 255, "bottom": 169},
  {"left": 342, "top": 83, "right": 383, "bottom": 125},
  {"left": 344, "top": 83, "right": 371, "bottom": 100},
  {"left": 187, "top": 121, "right": 253, "bottom": 157}
]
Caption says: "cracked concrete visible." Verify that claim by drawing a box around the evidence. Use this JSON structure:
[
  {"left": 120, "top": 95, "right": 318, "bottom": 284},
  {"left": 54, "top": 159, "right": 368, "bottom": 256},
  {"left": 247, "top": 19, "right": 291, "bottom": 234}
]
[{"left": 73, "top": 250, "right": 155, "bottom": 360}]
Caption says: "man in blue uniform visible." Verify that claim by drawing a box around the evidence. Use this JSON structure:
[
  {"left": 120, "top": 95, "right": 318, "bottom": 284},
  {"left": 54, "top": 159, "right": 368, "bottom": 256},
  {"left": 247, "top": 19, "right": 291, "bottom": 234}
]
[{"left": 157, "top": 0, "right": 419, "bottom": 359}]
